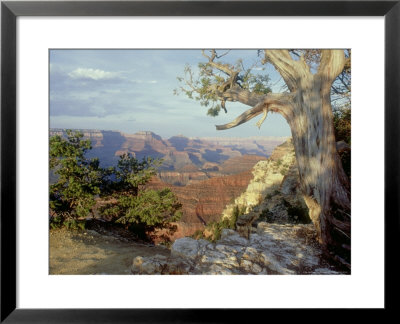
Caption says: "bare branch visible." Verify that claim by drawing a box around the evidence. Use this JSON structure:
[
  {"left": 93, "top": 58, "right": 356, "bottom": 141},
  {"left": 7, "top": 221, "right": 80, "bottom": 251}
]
[
  {"left": 216, "top": 92, "right": 294, "bottom": 130},
  {"left": 216, "top": 102, "right": 266, "bottom": 130},
  {"left": 255, "top": 108, "right": 268, "bottom": 129},
  {"left": 202, "top": 49, "right": 238, "bottom": 77},
  {"left": 216, "top": 50, "right": 230, "bottom": 59},
  {"left": 221, "top": 86, "right": 266, "bottom": 107}
]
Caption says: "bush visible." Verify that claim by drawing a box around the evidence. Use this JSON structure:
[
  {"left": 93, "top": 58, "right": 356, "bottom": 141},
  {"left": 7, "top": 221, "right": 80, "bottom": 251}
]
[
  {"left": 259, "top": 208, "right": 274, "bottom": 223},
  {"left": 49, "top": 130, "right": 101, "bottom": 228},
  {"left": 333, "top": 105, "right": 351, "bottom": 180},
  {"left": 229, "top": 205, "right": 242, "bottom": 228},
  {"left": 49, "top": 133, "right": 182, "bottom": 241},
  {"left": 203, "top": 204, "right": 246, "bottom": 242},
  {"left": 282, "top": 199, "right": 311, "bottom": 224},
  {"left": 333, "top": 105, "right": 351, "bottom": 145},
  {"left": 101, "top": 154, "right": 182, "bottom": 241},
  {"left": 49, "top": 216, "right": 86, "bottom": 230},
  {"left": 338, "top": 149, "right": 351, "bottom": 180},
  {"left": 204, "top": 220, "right": 228, "bottom": 242},
  {"left": 192, "top": 229, "right": 205, "bottom": 240}
]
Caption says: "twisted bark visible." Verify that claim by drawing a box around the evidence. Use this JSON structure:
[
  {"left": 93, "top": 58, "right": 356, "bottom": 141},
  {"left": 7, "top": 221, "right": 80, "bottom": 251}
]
[{"left": 216, "top": 50, "right": 351, "bottom": 267}]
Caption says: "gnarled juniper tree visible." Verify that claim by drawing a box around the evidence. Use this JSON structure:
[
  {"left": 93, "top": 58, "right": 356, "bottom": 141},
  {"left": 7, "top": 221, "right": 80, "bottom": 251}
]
[{"left": 177, "top": 49, "right": 351, "bottom": 267}]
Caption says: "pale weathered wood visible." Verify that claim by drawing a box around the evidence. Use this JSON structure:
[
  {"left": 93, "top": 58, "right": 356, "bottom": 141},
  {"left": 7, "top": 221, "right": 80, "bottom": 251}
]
[{"left": 215, "top": 49, "right": 351, "bottom": 266}]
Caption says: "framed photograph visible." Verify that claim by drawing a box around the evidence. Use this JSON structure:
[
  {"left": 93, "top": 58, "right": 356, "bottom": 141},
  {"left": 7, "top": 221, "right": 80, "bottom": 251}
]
[{"left": 1, "top": 0, "right": 398, "bottom": 322}]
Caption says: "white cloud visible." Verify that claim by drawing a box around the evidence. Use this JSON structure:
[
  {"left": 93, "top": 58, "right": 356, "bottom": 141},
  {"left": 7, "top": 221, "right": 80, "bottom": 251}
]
[
  {"left": 131, "top": 79, "right": 158, "bottom": 84},
  {"left": 68, "top": 68, "right": 121, "bottom": 80}
]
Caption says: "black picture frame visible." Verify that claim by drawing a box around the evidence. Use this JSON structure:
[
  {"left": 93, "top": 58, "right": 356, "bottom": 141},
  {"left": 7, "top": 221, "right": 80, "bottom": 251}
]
[{"left": 1, "top": 0, "right": 398, "bottom": 322}]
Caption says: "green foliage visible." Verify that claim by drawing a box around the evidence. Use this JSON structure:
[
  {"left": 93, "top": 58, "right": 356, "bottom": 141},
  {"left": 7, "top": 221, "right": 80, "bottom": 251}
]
[
  {"left": 282, "top": 199, "right": 311, "bottom": 224},
  {"left": 49, "top": 215, "right": 63, "bottom": 229},
  {"left": 203, "top": 205, "right": 245, "bottom": 242},
  {"left": 63, "top": 219, "right": 86, "bottom": 230},
  {"left": 49, "top": 130, "right": 101, "bottom": 227},
  {"left": 50, "top": 133, "right": 182, "bottom": 241},
  {"left": 204, "top": 221, "right": 226, "bottom": 242},
  {"left": 191, "top": 229, "right": 205, "bottom": 240},
  {"left": 101, "top": 154, "right": 182, "bottom": 241},
  {"left": 49, "top": 217, "right": 86, "bottom": 230},
  {"left": 333, "top": 105, "right": 351, "bottom": 145},
  {"left": 280, "top": 167, "right": 289, "bottom": 176},
  {"left": 339, "top": 149, "right": 351, "bottom": 180},
  {"left": 103, "top": 153, "right": 161, "bottom": 195},
  {"left": 175, "top": 51, "right": 272, "bottom": 117},
  {"left": 259, "top": 208, "right": 274, "bottom": 223},
  {"left": 114, "top": 189, "right": 182, "bottom": 226},
  {"left": 231, "top": 205, "right": 246, "bottom": 227},
  {"left": 333, "top": 105, "right": 351, "bottom": 179}
]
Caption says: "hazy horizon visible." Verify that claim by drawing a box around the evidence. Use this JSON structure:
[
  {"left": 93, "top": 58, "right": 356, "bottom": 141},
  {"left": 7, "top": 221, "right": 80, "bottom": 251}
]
[{"left": 49, "top": 127, "right": 290, "bottom": 140}]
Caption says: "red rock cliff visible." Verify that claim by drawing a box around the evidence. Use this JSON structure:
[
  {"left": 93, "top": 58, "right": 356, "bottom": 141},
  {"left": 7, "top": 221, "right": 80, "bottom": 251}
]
[{"left": 147, "top": 167, "right": 257, "bottom": 240}]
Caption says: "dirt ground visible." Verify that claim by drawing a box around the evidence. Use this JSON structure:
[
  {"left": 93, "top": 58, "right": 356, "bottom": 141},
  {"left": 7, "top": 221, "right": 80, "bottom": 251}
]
[{"left": 49, "top": 228, "right": 171, "bottom": 275}]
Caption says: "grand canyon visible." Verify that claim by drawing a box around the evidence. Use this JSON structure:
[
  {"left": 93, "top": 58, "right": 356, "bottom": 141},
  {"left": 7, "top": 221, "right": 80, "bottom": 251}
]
[{"left": 49, "top": 129, "right": 287, "bottom": 238}]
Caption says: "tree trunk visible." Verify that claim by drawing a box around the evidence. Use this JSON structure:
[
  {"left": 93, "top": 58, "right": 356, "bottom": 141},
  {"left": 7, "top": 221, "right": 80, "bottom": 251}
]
[
  {"left": 266, "top": 50, "right": 351, "bottom": 267},
  {"left": 288, "top": 77, "right": 351, "bottom": 266}
]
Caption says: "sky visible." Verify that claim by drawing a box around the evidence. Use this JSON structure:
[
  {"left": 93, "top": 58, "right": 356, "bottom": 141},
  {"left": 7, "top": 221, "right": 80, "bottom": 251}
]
[{"left": 49, "top": 49, "right": 291, "bottom": 138}]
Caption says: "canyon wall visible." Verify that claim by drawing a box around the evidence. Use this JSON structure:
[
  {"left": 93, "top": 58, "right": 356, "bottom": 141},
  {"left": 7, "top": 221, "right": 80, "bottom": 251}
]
[
  {"left": 146, "top": 168, "right": 257, "bottom": 240},
  {"left": 50, "top": 129, "right": 287, "bottom": 172}
]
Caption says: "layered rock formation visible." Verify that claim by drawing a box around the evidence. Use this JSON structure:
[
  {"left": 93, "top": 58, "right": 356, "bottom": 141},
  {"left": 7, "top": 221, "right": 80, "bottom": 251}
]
[
  {"left": 147, "top": 139, "right": 311, "bottom": 243},
  {"left": 147, "top": 169, "right": 257, "bottom": 240},
  {"left": 221, "top": 139, "right": 308, "bottom": 232},
  {"left": 50, "top": 128, "right": 286, "bottom": 173},
  {"left": 157, "top": 170, "right": 209, "bottom": 186},
  {"left": 157, "top": 154, "right": 266, "bottom": 186},
  {"left": 131, "top": 224, "right": 342, "bottom": 275}
]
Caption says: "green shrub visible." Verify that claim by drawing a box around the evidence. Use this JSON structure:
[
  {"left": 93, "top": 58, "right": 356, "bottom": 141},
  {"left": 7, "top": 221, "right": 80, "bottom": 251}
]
[
  {"left": 283, "top": 199, "right": 311, "bottom": 224},
  {"left": 205, "top": 220, "right": 228, "bottom": 242},
  {"left": 203, "top": 205, "right": 246, "bottom": 242},
  {"left": 192, "top": 229, "right": 205, "bottom": 240},
  {"left": 333, "top": 105, "right": 351, "bottom": 145},
  {"left": 339, "top": 149, "right": 351, "bottom": 179},
  {"left": 49, "top": 215, "right": 63, "bottom": 229},
  {"left": 63, "top": 219, "right": 86, "bottom": 230},
  {"left": 280, "top": 168, "right": 288, "bottom": 176},
  {"left": 49, "top": 130, "right": 101, "bottom": 226},
  {"left": 230, "top": 205, "right": 246, "bottom": 228},
  {"left": 259, "top": 208, "right": 274, "bottom": 222},
  {"left": 101, "top": 154, "right": 182, "bottom": 242},
  {"left": 49, "top": 216, "right": 86, "bottom": 231},
  {"left": 49, "top": 133, "right": 182, "bottom": 241}
]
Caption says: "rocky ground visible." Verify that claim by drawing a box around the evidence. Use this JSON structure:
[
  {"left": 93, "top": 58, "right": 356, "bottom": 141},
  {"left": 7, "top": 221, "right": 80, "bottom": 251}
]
[
  {"left": 131, "top": 223, "right": 346, "bottom": 275},
  {"left": 50, "top": 221, "right": 346, "bottom": 275},
  {"left": 50, "top": 139, "right": 349, "bottom": 275}
]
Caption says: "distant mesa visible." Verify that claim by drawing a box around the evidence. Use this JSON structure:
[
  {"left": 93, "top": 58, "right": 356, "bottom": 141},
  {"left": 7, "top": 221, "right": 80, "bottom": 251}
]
[
  {"left": 132, "top": 131, "right": 162, "bottom": 141},
  {"left": 49, "top": 128, "right": 288, "bottom": 174}
]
